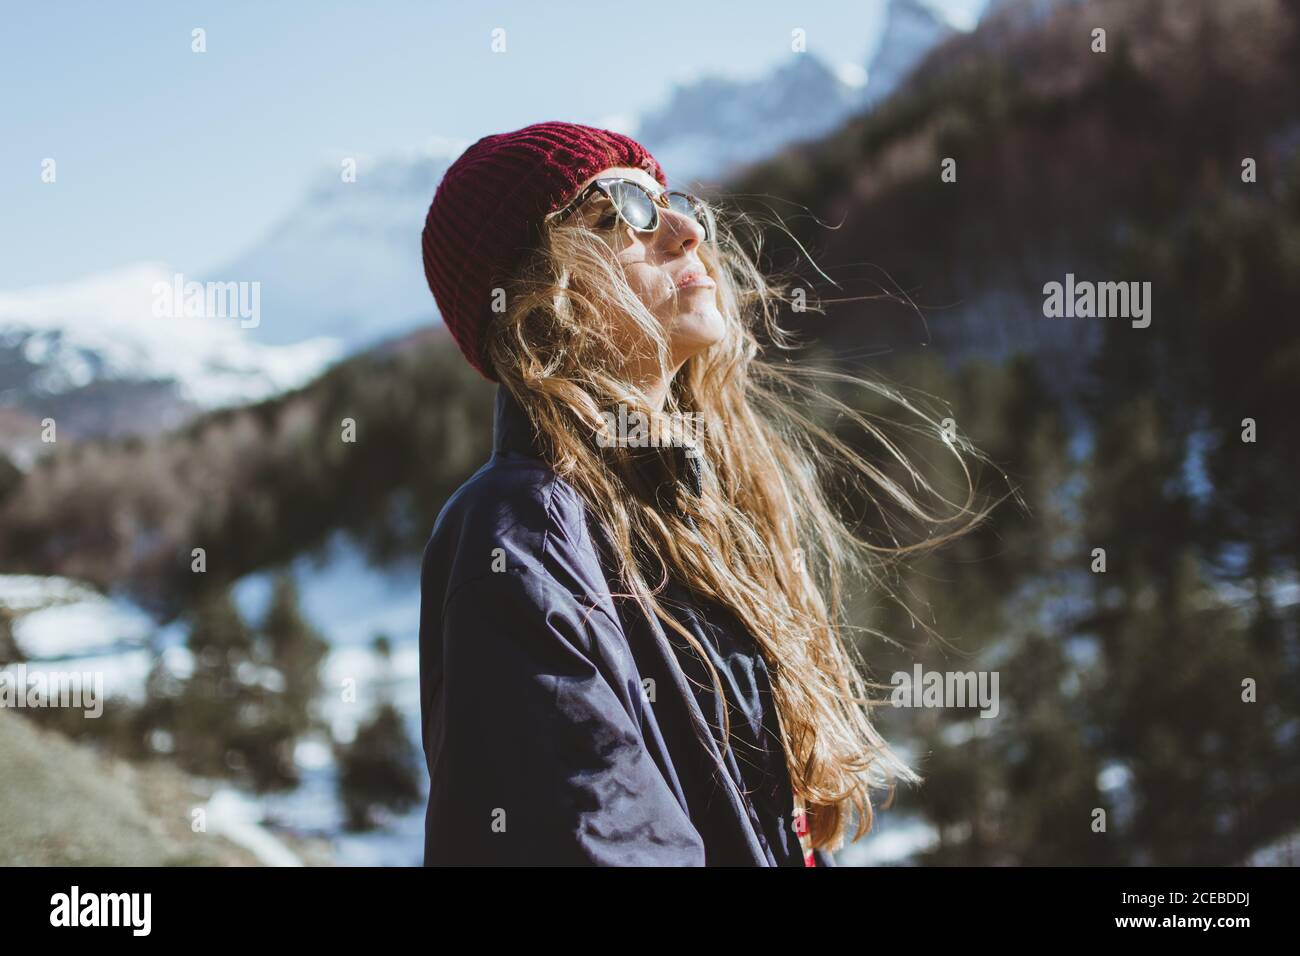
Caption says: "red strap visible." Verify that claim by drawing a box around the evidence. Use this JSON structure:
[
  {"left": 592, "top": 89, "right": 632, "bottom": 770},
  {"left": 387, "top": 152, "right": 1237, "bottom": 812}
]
[{"left": 793, "top": 803, "right": 815, "bottom": 866}]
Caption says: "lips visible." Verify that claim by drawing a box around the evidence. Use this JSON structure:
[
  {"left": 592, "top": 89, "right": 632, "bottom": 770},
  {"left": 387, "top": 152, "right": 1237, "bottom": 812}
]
[{"left": 675, "top": 269, "right": 715, "bottom": 290}]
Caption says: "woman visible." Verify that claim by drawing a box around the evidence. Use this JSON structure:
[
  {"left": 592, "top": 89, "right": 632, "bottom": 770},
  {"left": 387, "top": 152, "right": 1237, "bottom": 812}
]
[{"left": 418, "top": 122, "right": 981, "bottom": 866}]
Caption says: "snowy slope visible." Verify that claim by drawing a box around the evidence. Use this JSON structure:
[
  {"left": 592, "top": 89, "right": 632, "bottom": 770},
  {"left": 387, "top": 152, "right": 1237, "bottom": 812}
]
[{"left": 0, "top": 263, "right": 342, "bottom": 409}]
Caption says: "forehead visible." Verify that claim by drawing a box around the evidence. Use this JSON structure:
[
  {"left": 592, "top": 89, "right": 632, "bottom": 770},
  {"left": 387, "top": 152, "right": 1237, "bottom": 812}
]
[{"left": 574, "top": 165, "right": 663, "bottom": 195}]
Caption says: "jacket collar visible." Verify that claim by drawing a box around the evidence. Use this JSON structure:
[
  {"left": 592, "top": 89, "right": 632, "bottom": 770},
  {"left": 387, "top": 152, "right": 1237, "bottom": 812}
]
[
  {"left": 492, "top": 385, "right": 544, "bottom": 458},
  {"left": 491, "top": 384, "right": 703, "bottom": 504}
]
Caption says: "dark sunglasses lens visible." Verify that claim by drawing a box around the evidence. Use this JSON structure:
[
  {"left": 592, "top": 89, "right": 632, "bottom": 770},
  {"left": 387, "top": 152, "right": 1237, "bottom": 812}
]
[{"left": 605, "top": 181, "right": 656, "bottom": 230}]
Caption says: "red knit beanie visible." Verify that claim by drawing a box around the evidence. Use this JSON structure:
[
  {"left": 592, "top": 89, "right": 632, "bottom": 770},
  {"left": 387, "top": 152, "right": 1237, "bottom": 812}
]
[{"left": 421, "top": 121, "right": 668, "bottom": 381}]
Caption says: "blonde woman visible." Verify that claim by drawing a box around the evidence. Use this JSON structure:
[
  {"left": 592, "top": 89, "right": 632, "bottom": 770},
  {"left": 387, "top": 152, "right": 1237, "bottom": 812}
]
[{"left": 418, "top": 122, "right": 978, "bottom": 866}]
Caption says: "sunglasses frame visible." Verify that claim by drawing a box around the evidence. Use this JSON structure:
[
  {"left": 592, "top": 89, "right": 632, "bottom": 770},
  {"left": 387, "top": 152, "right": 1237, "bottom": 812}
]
[{"left": 547, "top": 177, "right": 715, "bottom": 242}]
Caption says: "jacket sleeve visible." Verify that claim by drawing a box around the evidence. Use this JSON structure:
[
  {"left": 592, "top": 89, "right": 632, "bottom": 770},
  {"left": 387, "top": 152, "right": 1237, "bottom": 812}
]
[{"left": 423, "top": 567, "right": 706, "bottom": 866}]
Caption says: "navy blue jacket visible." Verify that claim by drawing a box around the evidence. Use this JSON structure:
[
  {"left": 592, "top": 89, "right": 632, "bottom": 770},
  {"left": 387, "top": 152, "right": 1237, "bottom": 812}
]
[{"left": 419, "top": 385, "right": 836, "bottom": 866}]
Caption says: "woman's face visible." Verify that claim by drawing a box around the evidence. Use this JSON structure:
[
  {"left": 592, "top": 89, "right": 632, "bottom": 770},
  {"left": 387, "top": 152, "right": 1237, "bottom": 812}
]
[{"left": 571, "top": 165, "right": 726, "bottom": 380}]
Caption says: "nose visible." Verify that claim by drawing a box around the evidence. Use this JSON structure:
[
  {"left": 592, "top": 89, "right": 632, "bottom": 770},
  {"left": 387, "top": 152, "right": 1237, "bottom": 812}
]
[{"left": 655, "top": 206, "right": 704, "bottom": 259}]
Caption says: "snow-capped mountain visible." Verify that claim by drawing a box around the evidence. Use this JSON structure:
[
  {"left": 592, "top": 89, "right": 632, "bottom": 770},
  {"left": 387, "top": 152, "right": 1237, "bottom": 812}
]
[
  {"left": 0, "top": 154, "right": 448, "bottom": 452},
  {"left": 219, "top": 153, "right": 451, "bottom": 350},
  {"left": 637, "top": 55, "right": 862, "bottom": 185},
  {"left": 0, "top": 263, "right": 341, "bottom": 453},
  {"left": 0, "top": 263, "right": 340, "bottom": 406},
  {"left": 863, "top": 0, "right": 957, "bottom": 106},
  {"left": 639, "top": 0, "right": 957, "bottom": 183}
]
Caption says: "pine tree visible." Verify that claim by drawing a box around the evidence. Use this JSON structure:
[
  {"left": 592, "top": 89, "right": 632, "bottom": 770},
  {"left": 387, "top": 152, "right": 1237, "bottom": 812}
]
[
  {"left": 335, "top": 634, "right": 423, "bottom": 831},
  {"left": 173, "top": 588, "right": 297, "bottom": 790},
  {"left": 262, "top": 572, "right": 328, "bottom": 739}
]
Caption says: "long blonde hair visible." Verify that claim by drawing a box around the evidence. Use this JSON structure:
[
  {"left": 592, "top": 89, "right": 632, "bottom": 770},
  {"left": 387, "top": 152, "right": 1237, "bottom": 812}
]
[{"left": 483, "top": 198, "right": 991, "bottom": 850}]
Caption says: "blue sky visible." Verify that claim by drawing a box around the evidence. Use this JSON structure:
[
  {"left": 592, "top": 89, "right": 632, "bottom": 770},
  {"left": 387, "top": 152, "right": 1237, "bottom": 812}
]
[{"left": 0, "top": 0, "right": 985, "bottom": 289}]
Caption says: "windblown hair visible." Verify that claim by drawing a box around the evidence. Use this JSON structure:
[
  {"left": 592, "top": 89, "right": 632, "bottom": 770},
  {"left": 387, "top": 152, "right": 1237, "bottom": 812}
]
[{"left": 483, "top": 196, "right": 992, "bottom": 851}]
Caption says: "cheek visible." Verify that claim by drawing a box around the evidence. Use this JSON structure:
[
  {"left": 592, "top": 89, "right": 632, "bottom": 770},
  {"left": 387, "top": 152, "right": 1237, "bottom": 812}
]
[{"left": 623, "top": 265, "right": 674, "bottom": 313}]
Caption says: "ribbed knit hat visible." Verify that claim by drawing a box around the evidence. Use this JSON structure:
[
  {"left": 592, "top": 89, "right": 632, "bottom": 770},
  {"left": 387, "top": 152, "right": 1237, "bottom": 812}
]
[{"left": 421, "top": 121, "right": 668, "bottom": 380}]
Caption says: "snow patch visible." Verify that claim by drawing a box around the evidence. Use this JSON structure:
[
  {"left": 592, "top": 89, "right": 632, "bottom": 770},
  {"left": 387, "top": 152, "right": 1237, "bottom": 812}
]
[
  {"left": 204, "top": 787, "right": 305, "bottom": 867},
  {"left": 0, "top": 263, "right": 342, "bottom": 407}
]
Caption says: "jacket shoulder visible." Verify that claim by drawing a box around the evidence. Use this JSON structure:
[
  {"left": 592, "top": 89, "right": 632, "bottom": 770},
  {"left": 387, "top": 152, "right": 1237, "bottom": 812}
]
[{"left": 422, "top": 453, "right": 607, "bottom": 607}]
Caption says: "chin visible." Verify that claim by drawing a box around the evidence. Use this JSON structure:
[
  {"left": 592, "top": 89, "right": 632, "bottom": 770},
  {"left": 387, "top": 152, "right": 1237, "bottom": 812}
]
[{"left": 672, "top": 307, "right": 726, "bottom": 352}]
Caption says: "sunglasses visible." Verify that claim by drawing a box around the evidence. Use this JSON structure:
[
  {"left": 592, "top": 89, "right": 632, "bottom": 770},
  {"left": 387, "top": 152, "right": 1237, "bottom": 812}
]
[{"left": 548, "top": 177, "right": 715, "bottom": 242}]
